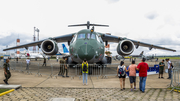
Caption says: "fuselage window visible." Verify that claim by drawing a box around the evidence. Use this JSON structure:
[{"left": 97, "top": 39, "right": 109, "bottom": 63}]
[
  {"left": 77, "top": 34, "right": 86, "bottom": 39},
  {"left": 91, "top": 34, "right": 96, "bottom": 39}
]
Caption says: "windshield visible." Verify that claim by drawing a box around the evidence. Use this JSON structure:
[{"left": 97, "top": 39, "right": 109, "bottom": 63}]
[
  {"left": 77, "top": 33, "right": 86, "bottom": 39},
  {"left": 71, "top": 34, "right": 77, "bottom": 43},
  {"left": 91, "top": 34, "right": 96, "bottom": 39},
  {"left": 96, "top": 35, "right": 100, "bottom": 43}
]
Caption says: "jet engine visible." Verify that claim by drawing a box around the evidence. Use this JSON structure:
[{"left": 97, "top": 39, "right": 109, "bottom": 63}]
[
  {"left": 117, "top": 40, "right": 134, "bottom": 56},
  {"left": 41, "top": 39, "right": 59, "bottom": 55}
]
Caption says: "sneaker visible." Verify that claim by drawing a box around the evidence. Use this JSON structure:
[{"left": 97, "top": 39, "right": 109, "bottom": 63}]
[
  {"left": 123, "top": 88, "right": 125, "bottom": 90},
  {"left": 121, "top": 89, "right": 123, "bottom": 91},
  {"left": 66, "top": 76, "right": 69, "bottom": 77},
  {"left": 62, "top": 76, "right": 65, "bottom": 77},
  {"left": 142, "top": 91, "right": 145, "bottom": 93},
  {"left": 83, "top": 83, "right": 85, "bottom": 85},
  {"left": 6, "top": 81, "right": 9, "bottom": 85},
  {"left": 131, "top": 89, "right": 133, "bottom": 91},
  {"left": 158, "top": 77, "right": 160, "bottom": 79},
  {"left": 167, "top": 77, "right": 170, "bottom": 79},
  {"left": 161, "top": 77, "right": 164, "bottom": 79},
  {"left": 86, "top": 83, "right": 88, "bottom": 85},
  {"left": 134, "top": 87, "right": 136, "bottom": 90}
]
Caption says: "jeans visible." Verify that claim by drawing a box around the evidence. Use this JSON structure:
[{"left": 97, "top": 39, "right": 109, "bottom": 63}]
[
  {"left": 26, "top": 63, "right": 29, "bottom": 70},
  {"left": 139, "top": 77, "right": 147, "bottom": 92},
  {"left": 82, "top": 73, "right": 88, "bottom": 84},
  {"left": 168, "top": 69, "right": 172, "bottom": 79}
]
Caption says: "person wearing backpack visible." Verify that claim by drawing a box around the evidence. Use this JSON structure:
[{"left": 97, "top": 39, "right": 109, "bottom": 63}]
[
  {"left": 117, "top": 61, "right": 128, "bottom": 90},
  {"left": 82, "top": 59, "right": 88, "bottom": 85}
]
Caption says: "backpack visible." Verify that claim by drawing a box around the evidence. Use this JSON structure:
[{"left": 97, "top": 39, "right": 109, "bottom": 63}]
[
  {"left": 118, "top": 65, "right": 125, "bottom": 76},
  {"left": 83, "top": 63, "right": 87, "bottom": 72},
  {"left": 171, "top": 63, "right": 174, "bottom": 68}
]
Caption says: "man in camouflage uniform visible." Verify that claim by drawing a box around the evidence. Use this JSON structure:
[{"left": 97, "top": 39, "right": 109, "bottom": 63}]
[
  {"left": 58, "top": 57, "right": 65, "bottom": 76},
  {"left": 62, "top": 57, "right": 69, "bottom": 77},
  {"left": 3, "top": 59, "right": 11, "bottom": 85}
]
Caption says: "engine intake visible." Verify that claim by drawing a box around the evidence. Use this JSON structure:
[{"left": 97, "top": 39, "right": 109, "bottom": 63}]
[
  {"left": 41, "top": 39, "right": 59, "bottom": 55},
  {"left": 117, "top": 40, "right": 134, "bottom": 56}
]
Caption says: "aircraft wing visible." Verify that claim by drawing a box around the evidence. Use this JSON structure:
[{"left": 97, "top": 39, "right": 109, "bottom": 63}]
[
  {"left": 100, "top": 33, "right": 176, "bottom": 52},
  {"left": 3, "top": 33, "right": 74, "bottom": 51}
]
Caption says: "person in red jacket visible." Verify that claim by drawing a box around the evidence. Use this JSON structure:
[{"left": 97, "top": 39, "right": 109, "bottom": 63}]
[{"left": 137, "top": 58, "right": 149, "bottom": 93}]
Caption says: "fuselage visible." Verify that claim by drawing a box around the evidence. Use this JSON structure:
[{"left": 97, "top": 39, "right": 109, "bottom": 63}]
[{"left": 69, "top": 29, "right": 105, "bottom": 63}]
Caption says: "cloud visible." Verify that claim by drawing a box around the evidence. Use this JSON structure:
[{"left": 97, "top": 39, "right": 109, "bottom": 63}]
[
  {"left": 0, "top": 32, "right": 35, "bottom": 52},
  {"left": 145, "top": 11, "right": 158, "bottom": 20},
  {"left": 105, "top": 0, "right": 120, "bottom": 3}
]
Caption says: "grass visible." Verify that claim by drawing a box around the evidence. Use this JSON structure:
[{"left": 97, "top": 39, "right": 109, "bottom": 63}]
[
  {"left": 158, "top": 57, "right": 180, "bottom": 60},
  {"left": 0, "top": 89, "right": 10, "bottom": 93}
]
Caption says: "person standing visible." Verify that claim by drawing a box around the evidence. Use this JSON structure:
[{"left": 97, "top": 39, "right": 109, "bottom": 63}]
[
  {"left": 117, "top": 61, "right": 127, "bottom": 90},
  {"left": 137, "top": 58, "right": 149, "bottom": 93},
  {"left": 82, "top": 59, "right": 88, "bottom": 85},
  {"left": 56, "top": 56, "right": 59, "bottom": 62},
  {"left": 58, "top": 57, "right": 65, "bottom": 76},
  {"left": 16, "top": 57, "right": 18, "bottom": 63},
  {"left": 127, "top": 60, "right": 137, "bottom": 91},
  {"left": 159, "top": 59, "right": 165, "bottom": 79},
  {"left": 42, "top": 58, "right": 46, "bottom": 66},
  {"left": 166, "top": 58, "right": 172, "bottom": 79},
  {"left": 26, "top": 58, "right": 30, "bottom": 70},
  {"left": 3, "top": 59, "right": 11, "bottom": 85},
  {"left": 62, "top": 57, "right": 69, "bottom": 77}
]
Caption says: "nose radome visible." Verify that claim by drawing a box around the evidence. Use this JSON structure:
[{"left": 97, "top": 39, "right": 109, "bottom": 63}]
[{"left": 77, "top": 45, "right": 95, "bottom": 61}]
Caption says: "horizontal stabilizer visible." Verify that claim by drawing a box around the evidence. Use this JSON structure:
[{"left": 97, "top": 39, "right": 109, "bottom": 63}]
[{"left": 68, "top": 21, "right": 109, "bottom": 29}]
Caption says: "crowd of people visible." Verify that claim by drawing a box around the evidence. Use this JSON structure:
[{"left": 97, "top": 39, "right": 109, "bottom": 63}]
[{"left": 2, "top": 57, "right": 173, "bottom": 92}]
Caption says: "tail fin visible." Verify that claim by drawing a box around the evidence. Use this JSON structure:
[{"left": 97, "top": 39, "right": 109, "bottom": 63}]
[
  {"left": 62, "top": 44, "right": 69, "bottom": 53},
  {"left": 140, "top": 51, "right": 144, "bottom": 56}
]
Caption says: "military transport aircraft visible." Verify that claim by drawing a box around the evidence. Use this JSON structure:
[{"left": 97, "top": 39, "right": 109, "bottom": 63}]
[{"left": 3, "top": 21, "right": 176, "bottom": 64}]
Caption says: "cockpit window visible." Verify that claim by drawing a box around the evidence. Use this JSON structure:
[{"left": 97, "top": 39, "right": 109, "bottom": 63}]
[
  {"left": 77, "top": 34, "right": 86, "bottom": 39},
  {"left": 87, "top": 33, "right": 90, "bottom": 39},
  {"left": 96, "top": 35, "right": 101, "bottom": 43},
  {"left": 91, "top": 34, "right": 96, "bottom": 39}
]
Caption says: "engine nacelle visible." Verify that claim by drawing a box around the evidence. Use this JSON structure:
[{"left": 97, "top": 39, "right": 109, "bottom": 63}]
[
  {"left": 41, "top": 39, "right": 59, "bottom": 55},
  {"left": 117, "top": 40, "right": 134, "bottom": 56}
]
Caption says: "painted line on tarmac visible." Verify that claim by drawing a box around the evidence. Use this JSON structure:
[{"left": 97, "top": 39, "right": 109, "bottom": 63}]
[
  {"left": 89, "top": 76, "right": 94, "bottom": 88},
  {"left": 34, "top": 77, "right": 51, "bottom": 87},
  {"left": 0, "top": 89, "right": 15, "bottom": 97}
]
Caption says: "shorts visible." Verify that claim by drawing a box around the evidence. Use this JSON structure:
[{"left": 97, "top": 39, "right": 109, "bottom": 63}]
[
  {"left": 159, "top": 69, "right": 163, "bottom": 74},
  {"left": 129, "top": 76, "right": 136, "bottom": 83},
  {"left": 119, "top": 74, "right": 126, "bottom": 78}
]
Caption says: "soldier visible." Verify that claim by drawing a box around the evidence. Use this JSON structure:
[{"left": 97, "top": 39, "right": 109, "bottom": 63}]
[
  {"left": 62, "top": 57, "right": 69, "bottom": 77},
  {"left": 3, "top": 59, "right": 11, "bottom": 85},
  {"left": 58, "top": 57, "right": 65, "bottom": 76},
  {"left": 42, "top": 58, "right": 46, "bottom": 66}
]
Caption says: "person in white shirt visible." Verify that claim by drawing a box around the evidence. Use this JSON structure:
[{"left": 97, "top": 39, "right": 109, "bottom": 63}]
[
  {"left": 166, "top": 58, "right": 172, "bottom": 79},
  {"left": 57, "top": 56, "right": 59, "bottom": 62},
  {"left": 26, "top": 58, "right": 30, "bottom": 70}
]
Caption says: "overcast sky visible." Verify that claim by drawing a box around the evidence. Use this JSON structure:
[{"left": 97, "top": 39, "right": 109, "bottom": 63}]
[{"left": 0, "top": 0, "right": 180, "bottom": 56}]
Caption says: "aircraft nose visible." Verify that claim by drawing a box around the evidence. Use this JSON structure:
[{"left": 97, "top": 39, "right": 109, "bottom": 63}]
[{"left": 77, "top": 44, "right": 95, "bottom": 61}]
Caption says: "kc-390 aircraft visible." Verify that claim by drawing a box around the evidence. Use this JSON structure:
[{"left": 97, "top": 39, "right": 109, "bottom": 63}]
[{"left": 3, "top": 21, "right": 176, "bottom": 64}]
